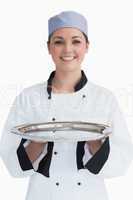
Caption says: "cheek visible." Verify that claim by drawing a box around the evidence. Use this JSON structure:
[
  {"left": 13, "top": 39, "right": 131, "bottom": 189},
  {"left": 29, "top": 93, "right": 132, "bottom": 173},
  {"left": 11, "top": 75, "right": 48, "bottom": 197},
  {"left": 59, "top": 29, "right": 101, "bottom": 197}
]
[
  {"left": 77, "top": 47, "right": 87, "bottom": 58},
  {"left": 77, "top": 43, "right": 87, "bottom": 54},
  {"left": 52, "top": 48, "right": 61, "bottom": 57},
  {"left": 50, "top": 48, "right": 61, "bottom": 60}
]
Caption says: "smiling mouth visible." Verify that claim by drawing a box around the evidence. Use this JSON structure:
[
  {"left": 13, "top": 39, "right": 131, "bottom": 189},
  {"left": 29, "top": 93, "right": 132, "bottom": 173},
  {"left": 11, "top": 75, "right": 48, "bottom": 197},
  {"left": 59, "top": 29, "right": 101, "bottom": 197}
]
[{"left": 60, "top": 56, "right": 76, "bottom": 61}]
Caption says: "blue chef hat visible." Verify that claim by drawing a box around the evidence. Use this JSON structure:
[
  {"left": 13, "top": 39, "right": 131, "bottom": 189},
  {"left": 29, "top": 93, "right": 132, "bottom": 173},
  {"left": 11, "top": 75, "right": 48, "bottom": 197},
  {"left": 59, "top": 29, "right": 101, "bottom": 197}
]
[{"left": 48, "top": 11, "right": 88, "bottom": 37}]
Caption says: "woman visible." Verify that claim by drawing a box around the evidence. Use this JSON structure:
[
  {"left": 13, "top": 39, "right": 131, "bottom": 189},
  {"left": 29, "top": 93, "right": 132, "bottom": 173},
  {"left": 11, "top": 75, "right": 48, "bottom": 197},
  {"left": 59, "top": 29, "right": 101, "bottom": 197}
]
[{"left": 0, "top": 11, "right": 133, "bottom": 200}]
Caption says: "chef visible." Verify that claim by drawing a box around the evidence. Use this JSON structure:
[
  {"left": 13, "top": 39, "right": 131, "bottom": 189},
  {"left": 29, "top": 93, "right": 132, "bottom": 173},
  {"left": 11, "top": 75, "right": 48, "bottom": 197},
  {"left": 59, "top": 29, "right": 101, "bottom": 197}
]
[{"left": 0, "top": 11, "right": 133, "bottom": 200}]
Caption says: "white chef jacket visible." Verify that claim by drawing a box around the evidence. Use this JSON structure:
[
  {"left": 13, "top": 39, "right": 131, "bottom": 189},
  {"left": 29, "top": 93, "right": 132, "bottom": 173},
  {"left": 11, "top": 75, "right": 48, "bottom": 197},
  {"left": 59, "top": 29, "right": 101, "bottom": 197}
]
[{"left": 0, "top": 70, "right": 133, "bottom": 200}]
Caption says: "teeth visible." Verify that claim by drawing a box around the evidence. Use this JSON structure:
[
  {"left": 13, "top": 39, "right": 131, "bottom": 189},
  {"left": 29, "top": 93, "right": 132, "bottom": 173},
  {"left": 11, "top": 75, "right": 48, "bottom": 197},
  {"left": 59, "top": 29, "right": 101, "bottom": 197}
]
[{"left": 61, "top": 56, "right": 75, "bottom": 61}]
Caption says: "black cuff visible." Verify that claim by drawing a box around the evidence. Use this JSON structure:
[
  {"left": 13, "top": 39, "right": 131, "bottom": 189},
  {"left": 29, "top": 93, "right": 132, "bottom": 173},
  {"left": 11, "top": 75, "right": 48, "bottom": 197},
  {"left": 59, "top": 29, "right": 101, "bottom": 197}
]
[
  {"left": 84, "top": 137, "right": 110, "bottom": 174},
  {"left": 17, "top": 139, "right": 33, "bottom": 171}
]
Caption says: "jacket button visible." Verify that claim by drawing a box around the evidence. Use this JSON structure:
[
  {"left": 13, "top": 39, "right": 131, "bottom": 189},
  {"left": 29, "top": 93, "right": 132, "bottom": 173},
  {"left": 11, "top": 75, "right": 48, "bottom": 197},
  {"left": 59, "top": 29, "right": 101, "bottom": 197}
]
[
  {"left": 52, "top": 117, "right": 56, "bottom": 121},
  {"left": 56, "top": 182, "right": 59, "bottom": 186},
  {"left": 82, "top": 94, "right": 86, "bottom": 98},
  {"left": 77, "top": 182, "right": 82, "bottom": 186},
  {"left": 54, "top": 151, "right": 58, "bottom": 155}
]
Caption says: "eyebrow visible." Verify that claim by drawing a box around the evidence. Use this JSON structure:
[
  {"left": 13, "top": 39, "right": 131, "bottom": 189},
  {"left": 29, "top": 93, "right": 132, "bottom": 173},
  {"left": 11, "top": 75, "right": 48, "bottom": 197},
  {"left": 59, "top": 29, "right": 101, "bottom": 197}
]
[{"left": 52, "top": 36, "right": 82, "bottom": 40}]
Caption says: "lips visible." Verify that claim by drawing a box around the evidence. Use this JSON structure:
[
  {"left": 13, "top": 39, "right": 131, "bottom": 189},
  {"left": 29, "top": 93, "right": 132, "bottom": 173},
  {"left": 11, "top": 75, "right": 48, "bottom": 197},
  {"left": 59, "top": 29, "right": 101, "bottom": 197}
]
[{"left": 60, "top": 56, "right": 76, "bottom": 61}]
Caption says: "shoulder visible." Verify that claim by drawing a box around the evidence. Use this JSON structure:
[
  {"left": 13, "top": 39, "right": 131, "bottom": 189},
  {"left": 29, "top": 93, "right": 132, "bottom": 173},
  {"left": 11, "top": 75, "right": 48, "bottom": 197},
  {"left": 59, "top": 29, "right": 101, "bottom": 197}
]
[
  {"left": 87, "top": 81, "right": 114, "bottom": 98},
  {"left": 15, "top": 82, "right": 48, "bottom": 106},
  {"left": 19, "top": 81, "right": 47, "bottom": 97},
  {"left": 86, "top": 81, "right": 118, "bottom": 109}
]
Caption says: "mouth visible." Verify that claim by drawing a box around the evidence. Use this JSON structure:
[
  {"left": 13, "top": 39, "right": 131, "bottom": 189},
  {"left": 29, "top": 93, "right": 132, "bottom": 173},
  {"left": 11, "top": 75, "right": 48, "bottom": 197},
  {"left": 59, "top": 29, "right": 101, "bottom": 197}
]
[{"left": 60, "top": 56, "right": 77, "bottom": 62}]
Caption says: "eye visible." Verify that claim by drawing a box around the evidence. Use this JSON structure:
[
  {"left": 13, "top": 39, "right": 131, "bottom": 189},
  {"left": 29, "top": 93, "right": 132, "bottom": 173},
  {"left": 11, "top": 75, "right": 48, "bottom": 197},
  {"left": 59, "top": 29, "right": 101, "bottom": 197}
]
[
  {"left": 54, "top": 40, "right": 64, "bottom": 45},
  {"left": 72, "top": 40, "right": 81, "bottom": 44}
]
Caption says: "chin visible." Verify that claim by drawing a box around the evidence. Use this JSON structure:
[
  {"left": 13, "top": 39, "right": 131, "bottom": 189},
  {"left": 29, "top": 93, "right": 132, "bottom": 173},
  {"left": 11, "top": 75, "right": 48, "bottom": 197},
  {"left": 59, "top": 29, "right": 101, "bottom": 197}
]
[
  {"left": 61, "top": 67, "right": 80, "bottom": 73},
  {"left": 57, "top": 64, "right": 81, "bottom": 72}
]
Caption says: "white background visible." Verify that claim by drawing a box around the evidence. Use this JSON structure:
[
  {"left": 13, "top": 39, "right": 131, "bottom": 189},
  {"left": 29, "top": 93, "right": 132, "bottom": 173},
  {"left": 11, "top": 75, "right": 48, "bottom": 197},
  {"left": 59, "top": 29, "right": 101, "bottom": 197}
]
[{"left": 0, "top": 0, "right": 133, "bottom": 199}]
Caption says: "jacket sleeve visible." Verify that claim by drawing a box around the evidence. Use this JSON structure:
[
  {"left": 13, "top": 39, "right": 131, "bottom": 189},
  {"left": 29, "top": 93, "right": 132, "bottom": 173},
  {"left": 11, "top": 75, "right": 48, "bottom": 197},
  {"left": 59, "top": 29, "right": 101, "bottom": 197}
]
[
  {"left": 0, "top": 90, "right": 35, "bottom": 178},
  {"left": 97, "top": 95, "right": 133, "bottom": 178},
  {"left": 83, "top": 94, "right": 133, "bottom": 178}
]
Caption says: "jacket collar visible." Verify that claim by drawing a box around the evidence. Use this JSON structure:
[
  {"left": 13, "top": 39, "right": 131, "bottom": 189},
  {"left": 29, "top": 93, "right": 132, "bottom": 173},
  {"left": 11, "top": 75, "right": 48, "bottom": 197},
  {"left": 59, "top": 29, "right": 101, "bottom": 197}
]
[{"left": 47, "top": 70, "right": 88, "bottom": 99}]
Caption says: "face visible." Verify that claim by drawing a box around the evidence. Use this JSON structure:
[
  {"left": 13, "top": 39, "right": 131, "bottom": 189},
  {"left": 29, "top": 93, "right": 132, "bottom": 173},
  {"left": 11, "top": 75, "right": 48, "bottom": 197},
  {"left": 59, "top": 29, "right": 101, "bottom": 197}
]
[{"left": 47, "top": 27, "right": 89, "bottom": 73}]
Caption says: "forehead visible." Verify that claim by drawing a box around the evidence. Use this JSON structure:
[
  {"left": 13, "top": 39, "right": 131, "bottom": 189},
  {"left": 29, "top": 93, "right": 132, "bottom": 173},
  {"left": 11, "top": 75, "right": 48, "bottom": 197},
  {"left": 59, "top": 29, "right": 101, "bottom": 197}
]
[{"left": 51, "top": 27, "right": 84, "bottom": 39}]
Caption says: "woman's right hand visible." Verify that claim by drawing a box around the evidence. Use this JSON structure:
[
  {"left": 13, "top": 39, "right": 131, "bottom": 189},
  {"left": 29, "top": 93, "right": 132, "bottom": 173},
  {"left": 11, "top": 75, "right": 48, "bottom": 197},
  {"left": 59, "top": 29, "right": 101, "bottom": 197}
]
[{"left": 25, "top": 141, "right": 47, "bottom": 163}]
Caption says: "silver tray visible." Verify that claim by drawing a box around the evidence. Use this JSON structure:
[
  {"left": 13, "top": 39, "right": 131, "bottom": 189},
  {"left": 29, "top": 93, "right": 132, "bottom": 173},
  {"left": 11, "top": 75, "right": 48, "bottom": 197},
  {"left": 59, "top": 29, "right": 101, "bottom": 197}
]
[{"left": 11, "top": 121, "right": 111, "bottom": 142}]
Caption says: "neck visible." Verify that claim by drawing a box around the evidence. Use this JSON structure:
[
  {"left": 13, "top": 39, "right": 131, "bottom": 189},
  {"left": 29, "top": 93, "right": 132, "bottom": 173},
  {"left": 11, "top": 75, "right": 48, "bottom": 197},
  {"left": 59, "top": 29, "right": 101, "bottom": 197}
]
[{"left": 52, "top": 69, "right": 82, "bottom": 93}]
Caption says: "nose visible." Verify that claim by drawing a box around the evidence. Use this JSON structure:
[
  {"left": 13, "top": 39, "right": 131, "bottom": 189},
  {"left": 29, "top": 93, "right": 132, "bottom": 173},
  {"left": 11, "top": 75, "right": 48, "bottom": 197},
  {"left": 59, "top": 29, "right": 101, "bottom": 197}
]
[{"left": 63, "top": 42, "right": 73, "bottom": 53}]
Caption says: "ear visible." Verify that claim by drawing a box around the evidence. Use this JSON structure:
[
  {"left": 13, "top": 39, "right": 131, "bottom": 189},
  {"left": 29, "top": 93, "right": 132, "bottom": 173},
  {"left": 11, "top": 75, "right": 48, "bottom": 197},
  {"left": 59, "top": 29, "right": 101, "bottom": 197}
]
[
  {"left": 47, "top": 42, "right": 51, "bottom": 54},
  {"left": 86, "top": 41, "right": 89, "bottom": 53}
]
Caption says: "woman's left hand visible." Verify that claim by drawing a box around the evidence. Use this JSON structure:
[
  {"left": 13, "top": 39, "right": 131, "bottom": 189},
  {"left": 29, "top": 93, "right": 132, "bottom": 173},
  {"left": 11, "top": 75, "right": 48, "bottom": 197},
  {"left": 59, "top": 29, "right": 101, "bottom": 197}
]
[{"left": 86, "top": 140, "right": 102, "bottom": 155}]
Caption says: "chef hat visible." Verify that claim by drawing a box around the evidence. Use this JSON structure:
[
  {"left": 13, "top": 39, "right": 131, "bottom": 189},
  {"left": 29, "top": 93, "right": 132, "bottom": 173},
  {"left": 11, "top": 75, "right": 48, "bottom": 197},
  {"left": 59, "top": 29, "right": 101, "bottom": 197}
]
[{"left": 48, "top": 11, "right": 88, "bottom": 37}]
